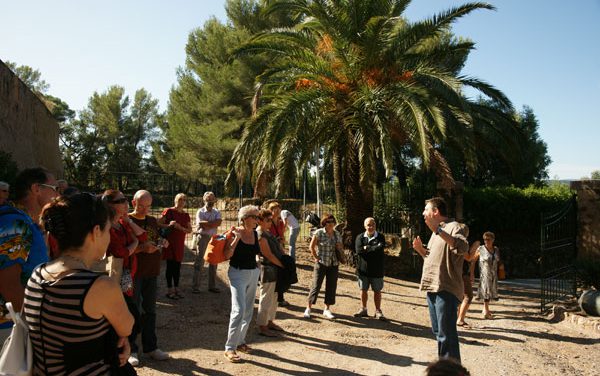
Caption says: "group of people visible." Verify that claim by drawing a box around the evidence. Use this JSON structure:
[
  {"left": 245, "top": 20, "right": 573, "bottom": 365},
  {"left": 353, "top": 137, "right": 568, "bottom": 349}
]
[{"left": 1, "top": 168, "right": 500, "bottom": 373}]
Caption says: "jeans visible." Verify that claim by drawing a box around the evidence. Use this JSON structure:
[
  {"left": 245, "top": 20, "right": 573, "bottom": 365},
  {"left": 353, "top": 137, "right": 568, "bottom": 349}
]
[
  {"left": 225, "top": 266, "right": 260, "bottom": 351},
  {"left": 426, "top": 291, "right": 461, "bottom": 362},
  {"left": 308, "top": 262, "right": 339, "bottom": 306},
  {"left": 130, "top": 276, "right": 158, "bottom": 353},
  {"left": 192, "top": 234, "right": 217, "bottom": 290},
  {"left": 288, "top": 227, "right": 300, "bottom": 259}
]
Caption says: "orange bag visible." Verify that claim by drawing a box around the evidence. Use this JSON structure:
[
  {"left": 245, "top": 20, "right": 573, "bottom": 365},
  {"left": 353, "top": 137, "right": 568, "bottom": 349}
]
[{"left": 204, "top": 230, "right": 234, "bottom": 265}]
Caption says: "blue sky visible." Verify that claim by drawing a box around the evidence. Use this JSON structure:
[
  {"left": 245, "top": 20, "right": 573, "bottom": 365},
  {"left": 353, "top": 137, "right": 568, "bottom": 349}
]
[{"left": 1, "top": 0, "right": 598, "bottom": 179}]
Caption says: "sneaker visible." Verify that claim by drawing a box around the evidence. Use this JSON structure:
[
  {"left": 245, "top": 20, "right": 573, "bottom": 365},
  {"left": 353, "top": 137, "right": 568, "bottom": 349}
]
[
  {"left": 303, "top": 308, "right": 311, "bottom": 318},
  {"left": 353, "top": 308, "right": 368, "bottom": 318},
  {"left": 128, "top": 353, "right": 140, "bottom": 367},
  {"left": 323, "top": 309, "right": 336, "bottom": 320},
  {"left": 375, "top": 310, "right": 387, "bottom": 321},
  {"left": 147, "top": 348, "right": 170, "bottom": 361},
  {"left": 278, "top": 300, "right": 290, "bottom": 307}
]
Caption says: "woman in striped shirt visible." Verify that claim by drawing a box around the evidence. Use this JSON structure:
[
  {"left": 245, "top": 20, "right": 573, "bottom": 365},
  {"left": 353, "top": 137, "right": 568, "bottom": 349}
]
[{"left": 23, "top": 193, "right": 134, "bottom": 375}]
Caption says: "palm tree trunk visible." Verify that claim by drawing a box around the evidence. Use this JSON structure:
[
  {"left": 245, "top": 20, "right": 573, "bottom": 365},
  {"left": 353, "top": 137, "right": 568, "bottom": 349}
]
[{"left": 344, "top": 147, "right": 374, "bottom": 248}]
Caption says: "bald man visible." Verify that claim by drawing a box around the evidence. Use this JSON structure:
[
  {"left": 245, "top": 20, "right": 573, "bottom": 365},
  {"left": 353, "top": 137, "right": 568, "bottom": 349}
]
[{"left": 354, "top": 217, "right": 387, "bottom": 320}]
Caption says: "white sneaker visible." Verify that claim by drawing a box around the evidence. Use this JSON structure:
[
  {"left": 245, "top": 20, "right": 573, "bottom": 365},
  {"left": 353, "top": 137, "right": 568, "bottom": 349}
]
[
  {"left": 323, "top": 309, "right": 336, "bottom": 320},
  {"left": 303, "top": 308, "right": 311, "bottom": 318},
  {"left": 128, "top": 353, "right": 140, "bottom": 367},
  {"left": 147, "top": 348, "right": 170, "bottom": 361}
]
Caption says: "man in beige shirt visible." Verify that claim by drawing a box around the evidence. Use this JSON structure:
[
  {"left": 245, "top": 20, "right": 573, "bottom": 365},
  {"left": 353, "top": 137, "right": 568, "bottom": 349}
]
[{"left": 413, "top": 197, "right": 468, "bottom": 363}]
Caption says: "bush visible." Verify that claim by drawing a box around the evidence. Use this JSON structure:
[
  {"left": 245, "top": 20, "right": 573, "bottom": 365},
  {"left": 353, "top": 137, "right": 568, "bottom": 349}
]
[
  {"left": 463, "top": 184, "right": 573, "bottom": 278},
  {"left": 576, "top": 258, "right": 600, "bottom": 290}
]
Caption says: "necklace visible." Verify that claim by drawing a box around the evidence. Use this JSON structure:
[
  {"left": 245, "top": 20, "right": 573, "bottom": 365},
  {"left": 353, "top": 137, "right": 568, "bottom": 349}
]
[{"left": 60, "top": 254, "right": 90, "bottom": 270}]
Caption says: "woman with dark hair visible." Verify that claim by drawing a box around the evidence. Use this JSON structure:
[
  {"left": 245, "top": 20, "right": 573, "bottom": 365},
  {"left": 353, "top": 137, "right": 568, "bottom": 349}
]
[
  {"left": 256, "top": 209, "right": 285, "bottom": 337},
  {"left": 23, "top": 193, "right": 134, "bottom": 375},
  {"left": 102, "top": 190, "right": 147, "bottom": 298},
  {"left": 304, "top": 214, "right": 343, "bottom": 320},
  {"left": 158, "top": 193, "right": 192, "bottom": 299}
]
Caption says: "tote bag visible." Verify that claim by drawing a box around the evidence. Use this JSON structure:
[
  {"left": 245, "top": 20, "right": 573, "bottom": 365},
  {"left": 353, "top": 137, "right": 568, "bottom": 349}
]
[{"left": 0, "top": 302, "right": 32, "bottom": 376}]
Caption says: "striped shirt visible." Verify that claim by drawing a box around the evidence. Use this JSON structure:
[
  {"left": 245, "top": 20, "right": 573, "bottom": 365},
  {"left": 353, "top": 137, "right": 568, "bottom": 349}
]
[{"left": 23, "top": 266, "right": 113, "bottom": 375}]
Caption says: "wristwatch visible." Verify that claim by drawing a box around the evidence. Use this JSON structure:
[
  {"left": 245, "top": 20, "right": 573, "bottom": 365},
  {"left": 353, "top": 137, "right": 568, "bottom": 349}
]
[{"left": 436, "top": 225, "right": 443, "bottom": 235}]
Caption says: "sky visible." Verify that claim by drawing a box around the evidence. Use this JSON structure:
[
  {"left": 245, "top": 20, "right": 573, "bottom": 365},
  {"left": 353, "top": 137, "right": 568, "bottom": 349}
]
[{"left": 1, "top": 0, "right": 599, "bottom": 180}]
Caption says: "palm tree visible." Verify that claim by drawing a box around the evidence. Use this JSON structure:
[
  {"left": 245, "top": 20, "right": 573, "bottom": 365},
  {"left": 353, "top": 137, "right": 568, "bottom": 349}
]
[{"left": 228, "top": 0, "right": 517, "bottom": 240}]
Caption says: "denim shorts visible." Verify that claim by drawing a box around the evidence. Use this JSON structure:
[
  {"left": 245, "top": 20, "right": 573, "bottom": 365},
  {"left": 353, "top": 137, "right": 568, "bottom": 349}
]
[{"left": 357, "top": 276, "right": 384, "bottom": 292}]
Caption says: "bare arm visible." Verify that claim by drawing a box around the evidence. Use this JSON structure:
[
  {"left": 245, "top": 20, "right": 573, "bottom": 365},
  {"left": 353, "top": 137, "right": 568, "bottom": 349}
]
[
  {"left": 224, "top": 228, "right": 241, "bottom": 260},
  {"left": 309, "top": 235, "right": 319, "bottom": 262},
  {"left": 0, "top": 264, "right": 24, "bottom": 311},
  {"left": 84, "top": 276, "right": 134, "bottom": 337},
  {"left": 412, "top": 236, "right": 428, "bottom": 258},
  {"left": 258, "top": 238, "right": 284, "bottom": 267}
]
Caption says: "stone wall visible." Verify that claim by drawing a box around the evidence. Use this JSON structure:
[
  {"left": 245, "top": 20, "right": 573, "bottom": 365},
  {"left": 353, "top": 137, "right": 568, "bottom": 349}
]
[
  {"left": 571, "top": 180, "right": 600, "bottom": 261},
  {"left": 0, "top": 59, "right": 63, "bottom": 176}
]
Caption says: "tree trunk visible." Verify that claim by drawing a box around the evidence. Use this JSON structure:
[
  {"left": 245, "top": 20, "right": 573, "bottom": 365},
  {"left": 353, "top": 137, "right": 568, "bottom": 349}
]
[
  {"left": 253, "top": 169, "right": 272, "bottom": 199},
  {"left": 344, "top": 147, "right": 374, "bottom": 248}
]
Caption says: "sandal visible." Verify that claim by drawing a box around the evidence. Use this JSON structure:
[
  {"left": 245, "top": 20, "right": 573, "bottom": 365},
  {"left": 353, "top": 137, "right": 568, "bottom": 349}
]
[
  {"left": 457, "top": 321, "right": 470, "bottom": 327},
  {"left": 237, "top": 344, "right": 252, "bottom": 354},
  {"left": 224, "top": 350, "right": 241, "bottom": 363},
  {"left": 482, "top": 312, "right": 494, "bottom": 319}
]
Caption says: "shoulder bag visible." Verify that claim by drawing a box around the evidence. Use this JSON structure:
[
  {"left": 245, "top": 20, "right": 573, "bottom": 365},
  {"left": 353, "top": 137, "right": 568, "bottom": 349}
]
[{"left": 0, "top": 302, "right": 33, "bottom": 376}]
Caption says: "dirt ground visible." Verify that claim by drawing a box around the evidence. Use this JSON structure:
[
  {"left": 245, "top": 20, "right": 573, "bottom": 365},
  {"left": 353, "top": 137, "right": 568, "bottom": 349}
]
[{"left": 135, "top": 243, "right": 600, "bottom": 376}]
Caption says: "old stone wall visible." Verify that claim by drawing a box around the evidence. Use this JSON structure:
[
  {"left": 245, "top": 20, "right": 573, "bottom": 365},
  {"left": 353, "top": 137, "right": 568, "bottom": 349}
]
[
  {"left": 0, "top": 59, "right": 63, "bottom": 176},
  {"left": 571, "top": 180, "right": 600, "bottom": 261}
]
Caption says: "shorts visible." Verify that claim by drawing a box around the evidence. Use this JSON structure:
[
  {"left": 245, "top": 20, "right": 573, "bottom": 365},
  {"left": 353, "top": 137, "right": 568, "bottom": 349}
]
[{"left": 357, "top": 275, "right": 384, "bottom": 292}]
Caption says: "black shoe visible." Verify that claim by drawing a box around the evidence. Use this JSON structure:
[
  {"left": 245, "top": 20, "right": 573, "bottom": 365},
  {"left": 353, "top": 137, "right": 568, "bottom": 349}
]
[{"left": 208, "top": 287, "right": 221, "bottom": 293}]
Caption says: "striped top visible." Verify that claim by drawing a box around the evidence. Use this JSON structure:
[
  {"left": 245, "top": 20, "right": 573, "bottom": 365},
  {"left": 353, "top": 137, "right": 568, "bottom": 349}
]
[{"left": 23, "top": 266, "right": 113, "bottom": 375}]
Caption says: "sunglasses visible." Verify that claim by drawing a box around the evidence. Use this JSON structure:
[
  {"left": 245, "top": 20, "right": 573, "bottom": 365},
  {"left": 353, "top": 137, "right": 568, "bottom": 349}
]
[
  {"left": 325, "top": 220, "right": 336, "bottom": 224},
  {"left": 111, "top": 197, "right": 128, "bottom": 204},
  {"left": 39, "top": 183, "right": 59, "bottom": 192},
  {"left": 244, "top": 215, "right": 259, "bottom": 220}
]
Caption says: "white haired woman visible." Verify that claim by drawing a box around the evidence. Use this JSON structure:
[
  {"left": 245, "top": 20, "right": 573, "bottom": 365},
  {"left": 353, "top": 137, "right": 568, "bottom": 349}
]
[{"left": 223, "top": 205, "right": 261, "bottom": 363}]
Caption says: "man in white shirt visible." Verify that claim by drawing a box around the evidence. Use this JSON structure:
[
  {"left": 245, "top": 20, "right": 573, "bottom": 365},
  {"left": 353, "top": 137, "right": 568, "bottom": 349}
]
[
  {"left": 281, "top": 209, "right": 300, "bottom": 259},
  {"left": 192, "top": 191, "right": 222, "bottom": 293}
]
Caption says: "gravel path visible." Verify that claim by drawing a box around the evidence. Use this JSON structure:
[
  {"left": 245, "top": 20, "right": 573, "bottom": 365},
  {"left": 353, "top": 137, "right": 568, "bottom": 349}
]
[{"left": 135, "top": 244, "right": 599, "bottom": 376}]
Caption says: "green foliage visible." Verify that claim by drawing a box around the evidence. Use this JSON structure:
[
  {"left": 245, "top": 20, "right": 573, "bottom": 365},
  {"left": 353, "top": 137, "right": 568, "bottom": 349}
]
[
  {"left": 464, "top": 184, "right": 573, "bottom": 277},
  {"left": 64, "top": 86, "right": 164, "bottom": 187},
  {"left": 5, "top": 60, "right": 49, "bottom": 94},
  {"left": 591, "top": 170, "right": 600, "bottom": 180},
  {"left": 228, "top": 0, "right": 517, "bottom": 239}
]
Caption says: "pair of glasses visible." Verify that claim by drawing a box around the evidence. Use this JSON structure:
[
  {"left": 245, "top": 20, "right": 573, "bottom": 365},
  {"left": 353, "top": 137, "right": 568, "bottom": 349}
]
[
  {"left": 111, "top": 197, "right": 128, "bottom": 204},
  {"left": 39, "top": 183, "right": 59, "bottom": 192},
  {"left": 325, "top": 220, "right": 336, "bottom": 224}
]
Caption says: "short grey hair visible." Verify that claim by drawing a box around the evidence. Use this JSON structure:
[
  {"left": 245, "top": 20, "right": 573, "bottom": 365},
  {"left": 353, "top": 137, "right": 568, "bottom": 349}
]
[
  {"left": 238, "top": 205, "right": 259, "bottom": 223},
  {"left": 203, "top": 191, "right": 216, "bottom": 202},
  {"left": 133, "top": 190, "right": 152, "bottom": 201},
  {"left": 0, "top": 181, "right": 8, "bottom": 190}
]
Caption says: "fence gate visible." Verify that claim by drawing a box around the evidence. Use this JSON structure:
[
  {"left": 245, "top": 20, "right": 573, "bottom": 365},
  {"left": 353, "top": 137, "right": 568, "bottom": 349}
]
[{"left": 540, "top": 195, "right": 577, "bottom": 312}]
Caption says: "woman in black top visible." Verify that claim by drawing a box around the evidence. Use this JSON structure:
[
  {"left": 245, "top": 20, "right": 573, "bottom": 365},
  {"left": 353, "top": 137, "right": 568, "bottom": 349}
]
[{"left": 223, "top": 205, "right": 261, "bottom": 363}]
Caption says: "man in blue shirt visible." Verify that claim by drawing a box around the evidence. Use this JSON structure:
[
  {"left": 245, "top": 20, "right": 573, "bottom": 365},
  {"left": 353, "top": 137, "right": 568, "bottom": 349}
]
[{"left": 0, "top": 168, "right": 58, "bottom": 340}]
